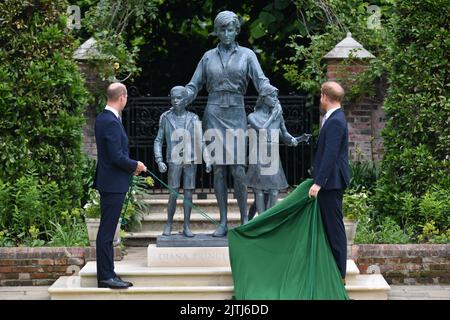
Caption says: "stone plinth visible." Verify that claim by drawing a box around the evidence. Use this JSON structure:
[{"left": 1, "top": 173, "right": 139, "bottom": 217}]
[{"left": 156, "top": 233, "right": 228, "bottom": 247}]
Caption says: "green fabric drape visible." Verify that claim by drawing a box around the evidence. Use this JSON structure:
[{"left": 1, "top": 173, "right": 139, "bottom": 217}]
[{"left": 228, "top": 179, "right": 349, "bottom": 300}]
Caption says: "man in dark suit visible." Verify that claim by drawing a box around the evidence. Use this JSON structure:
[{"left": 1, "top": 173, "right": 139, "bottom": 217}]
[
  {"left": 309, "top": 81, "right": 350, "bottom": 284},
  {"left": 93, "top": 83, "right": 147, "bottom": 289}
]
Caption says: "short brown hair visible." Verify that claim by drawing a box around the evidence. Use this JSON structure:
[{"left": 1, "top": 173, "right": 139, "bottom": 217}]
[
  {"left": 106, "top": 83, "right": 127, "bottom": 101},
  {"left": 321, "top": 81, "right": 345, "bottom": 102}
]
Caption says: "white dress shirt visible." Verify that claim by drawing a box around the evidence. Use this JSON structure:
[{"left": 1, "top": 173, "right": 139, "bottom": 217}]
[
  {"left": 321, "top": 106, "right": 341, "bottom": 128},
  {"left": 105, "top": 105, "right": 120, "bottom": 119}
]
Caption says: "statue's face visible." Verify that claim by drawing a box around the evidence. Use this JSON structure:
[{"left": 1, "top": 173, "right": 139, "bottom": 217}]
[
  {"left": 171, "top": 90, "right": 187, "bottom": 112},
  {"left": 264, "top": 92, "right": 278, "bottom": 108},
  {"left": 217, "top": 23, "right": 238, "bottom": 46}
]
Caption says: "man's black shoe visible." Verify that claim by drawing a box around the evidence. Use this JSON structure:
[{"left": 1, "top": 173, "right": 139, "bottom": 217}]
[
  {"left": 114, "top": 276, "right": 133, "bottom": 287},
  {"left": 98, "top": 278, "right": 131, "bottom": 289}
]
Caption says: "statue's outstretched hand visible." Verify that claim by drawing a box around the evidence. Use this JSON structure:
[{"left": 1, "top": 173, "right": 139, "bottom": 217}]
[
  {"left": 205, "top": 162, "right": 212, "bottom": 173},
  {"left": 157, "top": 162, "right": 167, "bottom": 173},
  {"left": 290, "top": 137, "right": 299, "bottom": 147}
]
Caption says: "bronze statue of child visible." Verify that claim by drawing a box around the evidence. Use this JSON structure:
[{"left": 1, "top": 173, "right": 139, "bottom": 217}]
[
  {"left": 154, "top": 86, "right": 210, "bottom": 237},
  {"left": 246, "top": 84, "right": 300, "bottom": 218}
]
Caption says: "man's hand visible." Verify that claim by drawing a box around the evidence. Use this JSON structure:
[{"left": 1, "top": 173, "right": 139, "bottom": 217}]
[
  {"left": 157, "top": 162, "right": 167, "bottom": 173},
  {"left": 205, "top": 161, "right": 212, "bottom": 173},
  {"left": 134, "top": 161, "right": 147, "bottom": 176},
  {"left": 308, "top": 184, "right": 321, "bottom": 198}
]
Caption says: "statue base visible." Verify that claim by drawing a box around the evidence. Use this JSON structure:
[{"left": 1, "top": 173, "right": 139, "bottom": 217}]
[{"left": 156, "top": 233, "right": 228, "bottom": 247}]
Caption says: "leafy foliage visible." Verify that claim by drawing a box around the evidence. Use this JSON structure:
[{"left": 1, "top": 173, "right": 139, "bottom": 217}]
[
  {"left": 0, "top": 174, "right": 88, "bottom": 246},
  {"left": 349, "top": 161, "right": 380, "bottom": 192},
  {"left": 72, "top": 0, "right": 158, "bottom": 82},
  {"left": 284, "top": 0, "right": 394, "bottom": 97},
  {"left": 343, "top": 189, "right": 370, "bottom": 221},
  {"left": 82, "top": 175, "right": 154, "bottom": 232},
  {"left": 373, "top": 0, "right": 450, "bottom": 240},
  {"left": 354, "top": 214, "right": 412, "bottom": 244},
  {"left": 0, "top": 0, "right": 90, "bottom": 246},
  {"left": 48, "top": 217, "right": 90, "bottom": 247},
  {"left": 121, "top": 175, "right": 154, "bottom": 231}
]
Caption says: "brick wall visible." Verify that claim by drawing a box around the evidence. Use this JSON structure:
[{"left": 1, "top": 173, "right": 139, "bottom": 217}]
[
  {"left": 351, "top": 244, "right": 450, "bottom": 285},
  {"left": 0, "top": 247, "right": 122, "bottom": 286},
  {"left": 326, "top": 59, "right": 386, "bottom": 162}
]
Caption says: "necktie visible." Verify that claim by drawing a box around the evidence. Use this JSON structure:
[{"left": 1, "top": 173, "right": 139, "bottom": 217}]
[{"left": 320, "top": 115, "right": 327, "bottom": 128}]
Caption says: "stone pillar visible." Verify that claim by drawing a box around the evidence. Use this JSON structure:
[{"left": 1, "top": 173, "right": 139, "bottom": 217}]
[
  {"left": 323, "top": 33, "right": 385, "bottom": 162},
  {"left": 73, "top": 38, "right": 108, "bottom": 159}
]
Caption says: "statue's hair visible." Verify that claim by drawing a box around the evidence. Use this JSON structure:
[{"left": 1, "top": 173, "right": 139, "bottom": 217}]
[
  {"left": 255, "top": 85, "right": 279, "bottom": 108},
  {"left": 213, "top": 11, "right": 241, "bottom": 35},
  {"left": 170, "top": 85, "right": 188, "bottom": 97}
]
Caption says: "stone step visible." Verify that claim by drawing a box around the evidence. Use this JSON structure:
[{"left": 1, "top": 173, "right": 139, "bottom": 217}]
[
  {"left": 48, "top": 276, "right": 233, "bottom": 300},
  {"left": 79, "top": 262, "right": 233, "bottom": 287},
  {"left": 48, "top": 271, "right": 389, "bottom": 300},
  {"left": 138, "top": 213, "right": 243, "bottom": 232},
  {"left": 345, "top": 274, "right": 391, "bottom": 300},
  {"left": 142, "top": 212, "right": 243, "bottom": 222},
  {"left": 78, "top": 260, "right": 360, "bottom": 288},
  {"left": 142, "top": 198, "right": 257, "bottom": 215}
]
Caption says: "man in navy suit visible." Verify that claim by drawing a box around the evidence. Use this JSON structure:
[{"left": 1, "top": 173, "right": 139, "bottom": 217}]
[
  {"left": 93, "top": 83, "right": 147, "bottom": 289},
  {"left": 309, "top": 81, "right": 350, "bottom": 284}
]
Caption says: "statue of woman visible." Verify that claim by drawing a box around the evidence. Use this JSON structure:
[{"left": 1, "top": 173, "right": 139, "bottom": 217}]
[{"left": 184, "top": 11, "right": 271, "bottom": 237}]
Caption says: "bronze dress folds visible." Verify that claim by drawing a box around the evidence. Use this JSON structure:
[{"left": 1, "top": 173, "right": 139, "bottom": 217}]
[{"left": 246, "top": 113, "right": 293, "bottom": 191}]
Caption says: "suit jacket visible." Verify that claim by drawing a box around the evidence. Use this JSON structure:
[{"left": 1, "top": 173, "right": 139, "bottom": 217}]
[
  {"left": 93, "top": 109, "right": 137, "bottom": 193},
  {"left": 313, "top": 108, "right": 350, "bottom": 190}
]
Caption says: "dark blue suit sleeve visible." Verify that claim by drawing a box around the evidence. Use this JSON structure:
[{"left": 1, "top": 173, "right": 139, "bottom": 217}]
[
  {"left": 104, "top": 121, "right": 137, "bottom": 173},
  {"left": 314, "top": 120, "right": 345, "bottom": 187}
]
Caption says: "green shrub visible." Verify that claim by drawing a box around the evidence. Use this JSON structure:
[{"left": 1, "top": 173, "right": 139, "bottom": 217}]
[
  {"left": 284, "top": 1, "right": 394, "bottom": 97},
  {"left": 349, "top": 161, "right": 380, "bottom": 192},
  {"left": 343, "top": 189, "right": 371, "bottom": 221},
  {"left": 0, "top": 0, "right": 91, "bottom": 246},
  {"left": 374, "top": 0, "right": 450, "bottom": 225},
  {"left": 0, "top": 230, "right": 16, "bottom": 247},
  {"left": 417, "top": 222, "right": 450, "bottom": 244},
  {"left": 354, "top": 215, "right": 412, "bottom": 244},
  {"left": 353, "top": 214, "right": 377, "bottom": 244},
  {"left": 82, "top": 175, "right": 155, "bottom": 232},
  {"left": 121, "top": 176, "right": 154, "bottom": 231},
  {"left": 48, "top": 218, "right": 89, "bottom": 247}
]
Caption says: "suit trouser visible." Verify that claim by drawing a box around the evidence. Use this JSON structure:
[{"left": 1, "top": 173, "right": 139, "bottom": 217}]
[
  {"left": 318, "top": 189, "right": 347, "bottom": 278},
  {"left": 97, "top": 192, "right": 126, "bottom": 281}
]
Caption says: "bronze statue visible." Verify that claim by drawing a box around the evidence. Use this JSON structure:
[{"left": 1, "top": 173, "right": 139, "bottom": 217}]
[
  {"left": 183, "top": 11, "right": 271, "bottom": 237},
  {"left": 154, "top": 86, "right": 210, "bottom": 237},
  {"left": 246, "top": 84, "right": 299, "bottom": 218}
]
